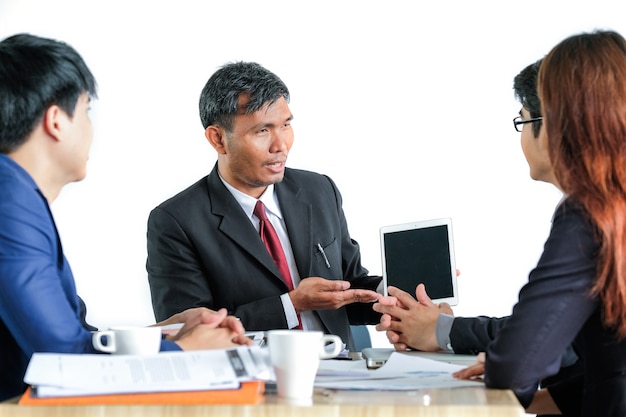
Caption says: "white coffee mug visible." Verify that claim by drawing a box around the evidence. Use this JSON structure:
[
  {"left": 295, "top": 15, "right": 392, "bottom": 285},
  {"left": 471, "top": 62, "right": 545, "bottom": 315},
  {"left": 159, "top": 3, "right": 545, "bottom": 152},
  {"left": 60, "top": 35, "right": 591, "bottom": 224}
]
[
  {"left": 92, "top": 326, "right": 161, "bottom": 355},
  {"left": 267, "top": 330, "right": 343, "bottom": 400}
]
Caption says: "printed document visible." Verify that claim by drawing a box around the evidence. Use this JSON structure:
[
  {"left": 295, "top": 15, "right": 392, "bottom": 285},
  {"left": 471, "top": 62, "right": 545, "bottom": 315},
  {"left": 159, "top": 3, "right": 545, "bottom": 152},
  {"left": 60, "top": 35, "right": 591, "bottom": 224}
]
[
  {"left": 315, "top": 351, "right": 483, "bottom": 390},
  {"left": 24, "top": 346, "right": 271, "bottom": 397}
]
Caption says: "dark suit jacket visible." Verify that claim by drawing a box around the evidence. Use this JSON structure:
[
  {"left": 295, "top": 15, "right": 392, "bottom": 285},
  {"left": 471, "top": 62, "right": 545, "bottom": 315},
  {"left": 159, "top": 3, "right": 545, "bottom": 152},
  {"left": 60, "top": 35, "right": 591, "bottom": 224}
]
[
  {"left": 465, "top": 199, "right": 625, "bottom": 416},
  {"left": 450, "top": 316, "right": 583, "bottom": 416},
  {"left": 147, "top": 164, "right": 381, "bottom": 351}
]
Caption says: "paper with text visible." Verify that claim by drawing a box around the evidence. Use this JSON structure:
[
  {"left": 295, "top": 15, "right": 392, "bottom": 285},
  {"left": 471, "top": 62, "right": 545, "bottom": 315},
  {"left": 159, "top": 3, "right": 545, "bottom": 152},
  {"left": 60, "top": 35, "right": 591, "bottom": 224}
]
[
  {"left": 24, "top": 346, "right": 271, "bottom": 397},
  {"left": 315, "top": 351, "right": 483, "bottom": 390}
]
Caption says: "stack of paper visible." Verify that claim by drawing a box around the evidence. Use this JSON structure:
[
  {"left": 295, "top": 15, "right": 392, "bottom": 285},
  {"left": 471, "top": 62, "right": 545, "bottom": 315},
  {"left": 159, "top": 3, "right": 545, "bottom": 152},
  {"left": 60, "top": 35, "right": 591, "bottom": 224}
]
[
  {"left": 315, "top": 351, "right": 484, "bottom": 390},
  {"left": 18, "top": 381, "right": 266, "bottom": 406},
  {"left": 23, "top": 346, "right": 271, "bottom": 399}
]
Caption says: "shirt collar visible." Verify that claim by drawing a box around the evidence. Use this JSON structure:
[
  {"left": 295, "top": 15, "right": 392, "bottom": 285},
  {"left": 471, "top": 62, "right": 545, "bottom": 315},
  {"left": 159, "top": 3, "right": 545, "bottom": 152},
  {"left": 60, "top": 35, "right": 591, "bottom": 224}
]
[
  {"left": 218, "top": 174, "right": 283, "bottom": 221},
  {"left": 0, "top": 153, "right": 40, "bottom": 191}
]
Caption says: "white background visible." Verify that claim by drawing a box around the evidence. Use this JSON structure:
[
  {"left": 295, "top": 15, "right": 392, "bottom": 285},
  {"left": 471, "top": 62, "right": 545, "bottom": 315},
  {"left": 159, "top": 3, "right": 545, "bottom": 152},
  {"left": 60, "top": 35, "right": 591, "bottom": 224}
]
[{"left": 1, "top": 0, "right": 624, "bottom": 347}]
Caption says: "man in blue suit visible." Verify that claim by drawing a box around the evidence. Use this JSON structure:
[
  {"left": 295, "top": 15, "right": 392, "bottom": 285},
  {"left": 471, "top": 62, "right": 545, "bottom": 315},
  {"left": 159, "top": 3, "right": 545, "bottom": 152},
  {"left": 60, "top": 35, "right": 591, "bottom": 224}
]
[{"left": 0, "top": 34, "right": 250, "bottom": 402}]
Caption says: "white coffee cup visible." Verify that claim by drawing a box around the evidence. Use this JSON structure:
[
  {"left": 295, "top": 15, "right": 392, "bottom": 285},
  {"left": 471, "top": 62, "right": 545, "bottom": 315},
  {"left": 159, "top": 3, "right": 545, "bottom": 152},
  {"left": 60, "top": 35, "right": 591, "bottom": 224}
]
[
  {"left": 267, "top": 330, "right": 343, "bottom": 400},
  {"left": 92, "top": 326, "right": 161, "bottom": 355}
]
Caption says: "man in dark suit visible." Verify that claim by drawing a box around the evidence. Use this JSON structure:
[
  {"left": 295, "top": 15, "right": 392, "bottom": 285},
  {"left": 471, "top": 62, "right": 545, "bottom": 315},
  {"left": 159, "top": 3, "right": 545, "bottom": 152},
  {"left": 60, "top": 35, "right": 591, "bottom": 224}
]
[{"left": 147, "top": 62, "right": 381, "bottom": 351}]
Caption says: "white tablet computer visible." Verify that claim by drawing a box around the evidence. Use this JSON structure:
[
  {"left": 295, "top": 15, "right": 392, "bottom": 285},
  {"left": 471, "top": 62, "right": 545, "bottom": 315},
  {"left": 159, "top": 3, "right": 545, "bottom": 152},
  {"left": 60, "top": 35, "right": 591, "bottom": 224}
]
[{"left": 380, "top": 217, "right": 458, "bottom": 305}]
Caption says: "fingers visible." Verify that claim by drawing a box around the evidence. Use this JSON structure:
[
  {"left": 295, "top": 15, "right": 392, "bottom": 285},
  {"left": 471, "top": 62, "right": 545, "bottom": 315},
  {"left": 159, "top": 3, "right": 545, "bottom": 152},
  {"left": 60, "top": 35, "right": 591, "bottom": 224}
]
[
  {"left": 291, "top": 277, "right": 344, "bottom": 297},
  {"left": 378, "top": 313, "right": 392, "bottom": 328},
  {"left": 199, "top": 308, "right": 228, "bottom": 325},
  {"left": 319, "top": 279, "right": 350, "bottom": 291},
  {"left": 375, "top": 311, "right": 403, "bottom": 337},
  {"left": 438, "top": 302, "right": 453, "bottom": 315},
  {"left": 376, "top": 295, "right": 398, "bottom": 306},
  {"left": 232, "top": 334, "right": 254, "bottom": 346},
  {"left": 452, "top": 363, "right": 484, "bottom": 380},
  {"left": 166, "top": 307, "right": 227, "bottom": 328},
  {"left": 373, "top": 296, "right": 409, "bottom": 320},
  {"left": 452, "top": 353, "right": 485, "bottom": 380},
  {"left": 349, "top": 289, "right": 380, "bottom": 303},
  {"left": 393, "top": 342, "right": 409, "bottom": 351},
  {"left": 220, "top": 315, "right": 246, "bottom": 334},
  {"left": 191, "top": 311, "right": 244, "bottom": 337},
  {"left": 385, "top": 329, "right": 400, "bottom": 343},
  {"left": 175, "top": 326, "right": 248, "bottom": 351},
  {"left": 414, "top": 283, "right": 435, "bottom": 307},
  {"left": 388, "top": 286, "right": 419, "bottom": 309},
  {"left": 292, "top": 277, "right": 380, "bottom": 311}
]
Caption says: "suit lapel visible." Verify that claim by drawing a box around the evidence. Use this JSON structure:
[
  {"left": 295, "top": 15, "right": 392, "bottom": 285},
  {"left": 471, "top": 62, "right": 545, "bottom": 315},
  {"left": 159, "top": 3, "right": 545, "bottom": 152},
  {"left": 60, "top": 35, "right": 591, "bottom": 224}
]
[
  {"left": 277, "top": 173, "right": 334, "bottom": 334},
  {"left": 276, "top": 172, "right": 313, "bottom": 277},
  {"left": 206, "top": 166, "right": 287, "bottom": 287}
]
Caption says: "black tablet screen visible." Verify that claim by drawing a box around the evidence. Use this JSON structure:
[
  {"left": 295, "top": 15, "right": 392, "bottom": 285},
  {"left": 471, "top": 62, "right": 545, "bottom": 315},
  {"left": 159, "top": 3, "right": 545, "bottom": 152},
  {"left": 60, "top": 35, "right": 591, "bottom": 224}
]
[{"left": 383, "top": 224, "right": 454, "bottom": 299}]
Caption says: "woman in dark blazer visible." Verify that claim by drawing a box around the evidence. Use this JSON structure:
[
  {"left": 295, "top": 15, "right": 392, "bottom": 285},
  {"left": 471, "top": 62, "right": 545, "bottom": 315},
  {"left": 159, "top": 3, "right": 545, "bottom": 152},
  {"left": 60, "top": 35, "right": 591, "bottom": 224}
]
[{"left": 455, "top": 30, "right": 626, "bottom": 416}]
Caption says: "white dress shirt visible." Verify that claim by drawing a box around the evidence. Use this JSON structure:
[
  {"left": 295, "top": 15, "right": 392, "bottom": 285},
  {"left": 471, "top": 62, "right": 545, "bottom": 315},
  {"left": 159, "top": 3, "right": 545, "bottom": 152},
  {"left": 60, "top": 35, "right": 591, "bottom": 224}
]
[{"left": 218, "top": 177, "right": 324, "bottom": 331}]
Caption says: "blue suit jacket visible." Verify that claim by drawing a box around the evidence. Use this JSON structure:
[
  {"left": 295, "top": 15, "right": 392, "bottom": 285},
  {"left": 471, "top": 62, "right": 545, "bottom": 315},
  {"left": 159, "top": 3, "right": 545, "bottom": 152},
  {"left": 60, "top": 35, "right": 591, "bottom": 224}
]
[
  {"left": 147, "top": 164, "right": 381, "bottom": 351},
  {"left": 0, "top": 155, "right": 178, "bottom": 402}
]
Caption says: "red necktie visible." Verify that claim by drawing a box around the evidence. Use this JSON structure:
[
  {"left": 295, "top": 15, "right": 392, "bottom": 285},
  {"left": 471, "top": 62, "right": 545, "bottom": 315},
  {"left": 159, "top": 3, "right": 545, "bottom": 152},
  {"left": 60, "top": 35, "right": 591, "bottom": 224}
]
[{"left": 254, "top": 200, "right": 302, "bottom": 329}]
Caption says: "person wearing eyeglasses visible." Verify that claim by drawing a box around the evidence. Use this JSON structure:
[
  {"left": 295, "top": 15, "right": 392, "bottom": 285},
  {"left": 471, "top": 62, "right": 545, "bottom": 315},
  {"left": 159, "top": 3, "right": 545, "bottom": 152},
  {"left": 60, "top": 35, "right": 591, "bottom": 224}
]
[
  {"left": 374, "top": 59, "right": 561, "bottom": 354},
  {"left": 374, "top": 57, "right": 588, "bottom": 415},
  {"left": 455, "top": 29, "right": 626, "bottom": 416},
  {"left": 513, "top": 114, "right": 543, "bottom": 133}
]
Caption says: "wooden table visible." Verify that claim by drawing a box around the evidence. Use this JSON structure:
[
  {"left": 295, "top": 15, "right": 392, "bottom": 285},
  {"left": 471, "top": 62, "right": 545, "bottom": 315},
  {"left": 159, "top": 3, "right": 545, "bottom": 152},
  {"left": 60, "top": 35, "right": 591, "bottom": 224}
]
[
  {"left": 1, "top": 387, "right": 524, "bottom": 417},
  {"left": 0, "top": 352, "right": 525, "bottom": 417}
]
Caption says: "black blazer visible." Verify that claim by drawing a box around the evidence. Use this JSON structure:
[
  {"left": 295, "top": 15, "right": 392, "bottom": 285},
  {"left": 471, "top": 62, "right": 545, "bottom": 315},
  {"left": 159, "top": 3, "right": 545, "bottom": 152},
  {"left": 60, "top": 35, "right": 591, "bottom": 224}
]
[
  {"left": 147, "top": 164, "right": 381, "bottom": 350},
  {"left": 450, "top": 316, "right": 584, "bottom": 416},
  {"left": 475, "top": 199, "right": 626, "bottom": 416}
]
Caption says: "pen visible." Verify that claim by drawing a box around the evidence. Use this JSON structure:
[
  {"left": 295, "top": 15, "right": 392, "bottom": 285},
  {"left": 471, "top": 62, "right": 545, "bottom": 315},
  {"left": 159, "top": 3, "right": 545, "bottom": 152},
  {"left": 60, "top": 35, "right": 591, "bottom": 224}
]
[{"left": 317, "top": 243, "right": 331, "bottom": 268}]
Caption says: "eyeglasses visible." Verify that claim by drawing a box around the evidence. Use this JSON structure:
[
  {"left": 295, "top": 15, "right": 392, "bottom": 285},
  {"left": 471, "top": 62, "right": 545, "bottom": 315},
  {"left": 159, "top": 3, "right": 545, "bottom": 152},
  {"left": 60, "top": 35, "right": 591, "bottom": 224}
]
[{"left": 513, "top": 116, "right": 543, "bottom": 132}]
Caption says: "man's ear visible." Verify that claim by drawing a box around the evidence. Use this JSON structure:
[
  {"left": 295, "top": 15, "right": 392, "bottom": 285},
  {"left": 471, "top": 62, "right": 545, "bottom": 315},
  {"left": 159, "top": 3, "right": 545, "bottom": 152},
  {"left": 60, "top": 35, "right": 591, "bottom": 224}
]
[
  {"left": 41, "top": 105, "right": 66, "bottom": 143},
  {"left": 205, "top": 125, "right": 227, "bottom": 154}
]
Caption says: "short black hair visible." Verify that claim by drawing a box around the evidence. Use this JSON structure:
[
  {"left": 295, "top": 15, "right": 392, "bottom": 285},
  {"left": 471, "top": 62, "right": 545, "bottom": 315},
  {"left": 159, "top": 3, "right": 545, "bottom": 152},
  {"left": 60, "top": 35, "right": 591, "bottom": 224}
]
[
  {"left": 0, "top": 33, "right": 97, "bottom": 153},
  {"left": 513, "top": 59, "right": 542, "bottom": 137},
  {"left": 198, "top": 61, "right": 289, "bottom": 131}
]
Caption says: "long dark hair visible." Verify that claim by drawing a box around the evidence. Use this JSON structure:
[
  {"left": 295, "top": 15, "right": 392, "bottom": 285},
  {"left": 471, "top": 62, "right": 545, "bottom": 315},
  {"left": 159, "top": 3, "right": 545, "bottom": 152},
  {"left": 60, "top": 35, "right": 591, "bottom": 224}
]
[{"left": 540, "top": 30, "right": 626, "bottom": 338}]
